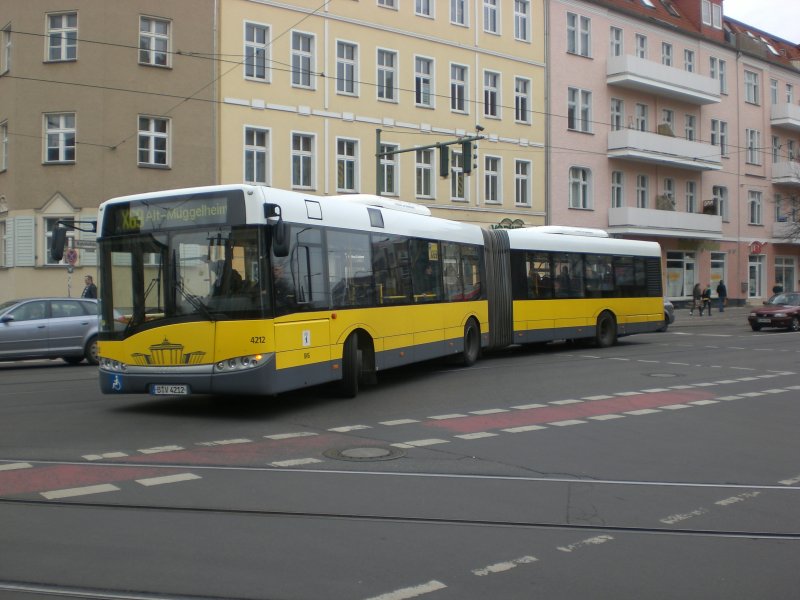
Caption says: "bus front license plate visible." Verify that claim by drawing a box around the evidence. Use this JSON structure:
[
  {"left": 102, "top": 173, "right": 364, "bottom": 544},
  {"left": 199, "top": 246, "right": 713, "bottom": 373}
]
[{"left": 151, "top": 384, "right": 189, "bottom": 395}]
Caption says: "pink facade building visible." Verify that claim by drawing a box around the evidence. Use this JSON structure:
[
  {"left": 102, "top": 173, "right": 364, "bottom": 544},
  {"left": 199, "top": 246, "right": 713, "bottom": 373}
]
[{"left": 546, "top": 0, "right": 800, "bottom": 304}]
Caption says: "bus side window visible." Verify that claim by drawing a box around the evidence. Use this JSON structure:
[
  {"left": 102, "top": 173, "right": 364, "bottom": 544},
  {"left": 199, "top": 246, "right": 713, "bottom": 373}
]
[
  {"left": 328, "top": 230, "right": 373, "bottom": 308},
  {"left": 372, "top": 234, "right": 411, "bottom": 305}
]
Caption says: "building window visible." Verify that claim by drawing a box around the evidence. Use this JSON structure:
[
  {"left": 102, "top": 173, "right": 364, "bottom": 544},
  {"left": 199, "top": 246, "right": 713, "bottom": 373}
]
[
  {"left": 636, "top": 174, "right": 648, "bottom": 208},
  {"left": 377, "top": 0, "right": 397, "bottom": 8},
  {"left": 661, "top": 42, "right": 672, "bottom": 66},
  {"left": 415, "top": 0, "right": 433, "bottom": 17},
  {"left": 712, "top": 185, "right": 728, "bottom": 220},
  {"left": 44, "top": 113, "right": 75, "bottom": 164},
  {"left": 292, "top": 133, "right": 314, "bottom": 189},
  {"left": 291, "top": 32, "right": 314, "bottom": 88},
  {"left": 685, "top": 114, "right": 696, "bottom": 140},
  {"left": 635, "top": 34, "right": 647, "bottom": 59},
  {"left": 610, "top": 98, "right": 624, "bottom": 131},
  {"left": 337, "top": 139, "right": 358, "bottom": 193},
  {"left": 244, "top": 23, "right": 270, "bottom": 81},
  {"left": 710, "top": 119, "right": 728, "bottom": 155},
  {"left": 611, "top": 171, "right": 623, "bottom": 208},
  {"left": 139, "top": 16, "right": 170, "bottom": 67},
  {"left": 415, "top": 148, "right": 433, "bottom": 198},
  {"left": 336, "top": 41, "right": 357, "bottom": 95},
  {"left": 712, "top": 3, "right": 722, "bottom": 28},
  {"left": 484, "top": 0, "right": 499, "bottom": 34},
  {"left": 635, "top": 103, "right": 648, "bottom": 132},
  {"left": 789, "top": 140, "right": 796, "bottom": 161},
  {"left": 483, "top": 71, "right": 500, "bottom": 118},
  {"left": 515, "top": 77, "right": 530, "bottom": 123},
  {"left": 770, "top": 79, "right": 779, "bottom": 105},
  {"left": 709, "top": 57, "right": 727, "bottom": 94},
  {"left": 748, "top": 191, "right": 762, "bottom": 225},
  {"left": 745, "top": 70, "right": 760, "bottom": 104},
  {"left": 45, "top": 217, "right": 75, "bottom": 265},
  {"left": 379, "top": 143, "right": 398, "bottom": 196},
  {"left": 450, "top": 64, "right": 468, "bottom": 113},
  {"left": 451, "top": 151, "right": 465, "bottom": 201},
  {"left": 0, "top": 120, "right": 7, "bottom": 171},
  {"left": 515, "top": 160, "right": 531, "bottom": 206},
  {"left": 484, "top": 157, "right": 500, "bottom": 204},
  {"left": 138, "top": 116, "right": 169, "bottom": 167},
  {"left": 684, "top": 49, "right": 695, "bottom": 72},
  {"left": 569, "top": 167, "right": 591, "bottom": 209},
  {"left": 514, "top": 1, "right": 530, "bottom": 42},
  {"left": 610, "top": 27, "right": 623, "bottom": 57},
  {"left": 772, "top": 135, "right": 780, "bottom": 162},
  {"left": 686, "top": 181, "right": 697, "bottom": 213},
  {"left": 662, "top": 178, "right": 674, "bottom": 208},
  {"left": 415, "top": 57, "right": 433, "bottom": 107},
  {"left": 661, "top": 109, "right": 674, "bottom": 133},
  {"left": 567, "top": 88, "right": 592, "bottom": 133},
  {"left": 46, "top": 12, "right": 77, "bottom": 62},
  {"left": 787, "top": 83, "right": 794, "bottom": 104},
  {"left": 377, "top": 49, "right": 397, "bottom": 101},
  {"left": 244, "top": 127, "right": 269, "bottom": 185},
  {"left": 746, "top": 129, "right": 761, "bottom": 165},
  {"left": 1, "top": 24, "right": 10, "bottom": 73},
  {"left": 451, "top": 0, "right": 467, "bottom": 26},
  {"left": 0, "top": 220, "right": 5, "bottom": 267},
  {"left": 567, "top": 13, "right": 591, "bottom": 57}
]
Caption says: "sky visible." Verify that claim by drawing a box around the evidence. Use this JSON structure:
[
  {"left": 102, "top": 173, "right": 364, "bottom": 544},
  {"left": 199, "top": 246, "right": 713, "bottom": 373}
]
[{"left": 723, "top": 0, "right": 800, "bottom": 43}]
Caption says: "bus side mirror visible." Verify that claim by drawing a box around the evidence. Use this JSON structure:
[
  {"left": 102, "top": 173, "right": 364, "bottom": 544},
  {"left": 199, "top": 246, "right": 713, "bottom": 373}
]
[
  {"left": 51, "top": 226, "right": 68, "bottom": 262},
  {"left": 265, "top": 204, "right": 289, "bottom": 257}
]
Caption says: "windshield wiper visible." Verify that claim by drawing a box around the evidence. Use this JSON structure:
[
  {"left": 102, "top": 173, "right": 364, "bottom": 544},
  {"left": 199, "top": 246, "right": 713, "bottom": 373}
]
[{"left": 174, "top": 283, "right": 217, "bottom": 322}]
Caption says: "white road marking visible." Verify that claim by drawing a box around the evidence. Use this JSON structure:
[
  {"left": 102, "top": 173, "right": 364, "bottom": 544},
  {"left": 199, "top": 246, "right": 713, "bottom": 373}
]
[
  {"left": 197, "top": 439, "right": 251, "bottom": 447},
  {"left": 715, "top": 491, "right": 760, "bottom": 506},
  {"left": 428, "top": 414, "right": 467, "bottom": 420},
  {"left": 41, "top": 483, "right": 119, "bottom": 500},
  {"left": 0, "top": 462, "right": 32, "bottom": 471},
  {"left": 548, "top": 419, "right": 587, "bottom": 426},
  {"left": 588, "top": 414, "right": 625, "bottom": 421},
  {"left": 379, "top": 419, "right": 420, "bottom": 426},
  {"left": 637, "top": 360, "right": 659, "bottom": 363},
  {"left": 264, "top": 432, "right": 318, "bottom": 440},
  {"left": 138, "top": 445, "right": 184, "bottom": 455},
  {"left": 625, "top": 409, "right": 661, "bottom": 416},
  {"left": 785, "top": 385, "right": 800, "bottom": 390},
  {"left": 693, "top": 382, "right": 718, "bottom": 387},
  {"left": 739, "top": 392, "right": 765, "bottom": 397},
  {"left": 270, "top": 458, "right": 323, "bottom": 467},
  {"left": 585, "top": 394, "right": 616, "bottom": 400},
  {"left": 502, "top": 425, "right": 547, "bottom": 433},
  {"left": 714, "top": 380, "right": 738, "bottom": 384},
  {"left": 668, "top": 385, "right": 694, "bottom": 389},
  {"left": 762, "top": 389, "right": 787, "bottom": 394},
  {"left": 688, "top": 400, "right": 719, "bottom": 406},
  {"left": 472, "top": 555, "right": 538, "bottom": 576},
  {"left": 469, "top": 408, "right": 509, "bottom": 415},
  {"left": 660, "top": 507, "right": 709, "bottom": 525},
  {"left": 394, "top": 439, "right": 449, "bottom": 447},
  {"left": 363, "top": 580, "right": 447, "bottom": 600},
  {"left": 641, "top": 388, "right": 670, "bottom": 393},
  {"left": 613, "top": 392, "right": 642, "bottom": 397},
  {"left": 736, "top": 376, "right": 759, "bottom": 380},
  {"left": 328, "top": 425, "right": 371, "bottom": 432},
  {"left": 550, "top": 399, "right": 583, "bottom": 405},
  {"left": 779, "top": 475, "right": 800, "bottom": 486},
  {"left": 667, "top": 362, "right": 691, "bottom": 366},
  {"left": 136, "top": 473, "right": 201, "bottom": 487},
  {"left": 557, "top": 535, "right": 614, "bottom": 552},
  {"left": 511, "top": 403, "right": 547, "bottom": 410},
  {"left": 716, "top": 395, "right": 742, "bottom": 401},
  {"left": 455, "top": 432, "right": 498, "bottom": 440},
  {"left": 661, "top": 404, "right": 691, "bottom": 410}
]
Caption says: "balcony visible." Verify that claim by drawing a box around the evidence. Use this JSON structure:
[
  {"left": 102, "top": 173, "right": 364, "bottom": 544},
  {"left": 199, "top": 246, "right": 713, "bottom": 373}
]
[
  {"left": 771, "top": 103, "right": 800, "bottom": 132},
  {"left": 772, "top": 161, "right": 800, "bottom": 187},
  {"left": 608, "top": 129, "right": 722, "bottom": 171},
  {"left": 608, "top": 207, "right": 722, "bottom": 239},
  {"left": 606, "top": 55, "right": 721, "bottom": 105},
  {"left": 772, "top": 220, "right": 800, "bottom": 241}
]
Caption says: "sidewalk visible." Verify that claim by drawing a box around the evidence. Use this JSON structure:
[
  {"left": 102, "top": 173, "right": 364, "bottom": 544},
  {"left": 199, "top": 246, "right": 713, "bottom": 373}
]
[{"left": 671, "top": 303, "right": 750, "bottom": 329}]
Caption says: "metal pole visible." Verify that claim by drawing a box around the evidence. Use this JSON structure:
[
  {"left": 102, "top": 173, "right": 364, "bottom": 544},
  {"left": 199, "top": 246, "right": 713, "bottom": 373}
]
[{"left": 375, "top": 128, "right": 382, "bottom": 196}]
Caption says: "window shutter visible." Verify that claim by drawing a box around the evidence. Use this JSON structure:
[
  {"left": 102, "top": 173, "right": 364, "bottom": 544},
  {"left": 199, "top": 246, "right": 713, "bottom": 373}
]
[
  {"left": 14, "top": 216, "right": 35, "bottom": 266},
  {"left": 3, "top": 219, "right": 13, "bottom": 267}
]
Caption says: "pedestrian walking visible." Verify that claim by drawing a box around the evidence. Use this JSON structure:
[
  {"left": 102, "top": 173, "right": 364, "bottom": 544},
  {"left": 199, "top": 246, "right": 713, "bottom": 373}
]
[
  {"left": 716, "top": 280, "right": 727, "bottom": 312},
  {"left": 701, "top": 283, "right": 712, "bottom": 316},
  {"left": 81, "top": 275, "right": 97, "bottom": 299},
  {"left": 690, "top": 282, "right": 702, "bottom": 316}
]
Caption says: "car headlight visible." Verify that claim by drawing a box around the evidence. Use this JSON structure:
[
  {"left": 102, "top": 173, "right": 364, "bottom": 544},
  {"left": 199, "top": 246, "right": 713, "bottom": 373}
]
[
  {"left": 774, "top": 312, "right": 787, "bottom": 318},
  {"left": 749, "top": 312, "right": 758, "bottom": 317}
]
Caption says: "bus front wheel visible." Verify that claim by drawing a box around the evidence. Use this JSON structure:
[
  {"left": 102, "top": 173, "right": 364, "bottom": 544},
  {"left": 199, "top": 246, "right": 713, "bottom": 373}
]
[
  {"left": 339, "top": 333, "right": 362, "bottom": 398},
  {"left": 595, "top": 312, "right": 617, "bottom": 348},
  {"left": 461, "top": 319, "right": 480, "bottom": 367}
]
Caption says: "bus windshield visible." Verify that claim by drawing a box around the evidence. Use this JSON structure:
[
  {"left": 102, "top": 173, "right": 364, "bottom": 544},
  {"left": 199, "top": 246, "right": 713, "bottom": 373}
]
[{"left": 99, "top": 226, "right": 267, "bottom": 336}]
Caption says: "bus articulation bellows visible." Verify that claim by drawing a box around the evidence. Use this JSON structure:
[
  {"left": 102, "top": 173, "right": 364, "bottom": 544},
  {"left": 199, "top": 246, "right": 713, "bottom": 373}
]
[{"left": 77, "top": 185, "right": 663, "bottom": 398}]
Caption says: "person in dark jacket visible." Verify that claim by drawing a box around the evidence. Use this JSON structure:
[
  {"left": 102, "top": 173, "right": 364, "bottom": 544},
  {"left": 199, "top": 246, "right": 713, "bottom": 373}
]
[
  {"left": 716, "top": 280, "right": 727, "bottom": 312},
  {"left": 690, "top": 283, "right": 702, "bottom": 316},
  {"left": 701, "top": 284, "right": 712, "bottom": 316},
  {"left": 81, "top": 275, "right": 97, "bottom": 299}
]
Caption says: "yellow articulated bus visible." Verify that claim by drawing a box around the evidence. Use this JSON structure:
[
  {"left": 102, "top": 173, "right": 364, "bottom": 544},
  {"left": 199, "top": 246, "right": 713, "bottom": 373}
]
[{"left": 80, "top": 184, "right": 663, "bottom": 398}]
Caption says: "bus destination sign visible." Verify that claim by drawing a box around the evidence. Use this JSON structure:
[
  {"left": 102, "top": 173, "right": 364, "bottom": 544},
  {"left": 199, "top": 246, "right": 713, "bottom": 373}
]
[{"left": 106, "top": 193, "right": 240, "bottom": 235}]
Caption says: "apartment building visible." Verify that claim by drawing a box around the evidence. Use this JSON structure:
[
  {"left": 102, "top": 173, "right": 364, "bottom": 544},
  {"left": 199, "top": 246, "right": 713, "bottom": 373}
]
[
  {"left": 0, "top": 0, "right": 217, "bottom": 301},
  {"left": 215, "top": 0, "right": 547, "bottom": 227},
  {"left": 547, "top": 0, "right": 800, "bottom": 304}
]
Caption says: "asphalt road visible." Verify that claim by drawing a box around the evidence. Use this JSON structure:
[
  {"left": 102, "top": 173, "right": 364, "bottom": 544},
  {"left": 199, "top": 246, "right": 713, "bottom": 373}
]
[{"left": 1, "top": 308, "right": 799, "bottom": 600}]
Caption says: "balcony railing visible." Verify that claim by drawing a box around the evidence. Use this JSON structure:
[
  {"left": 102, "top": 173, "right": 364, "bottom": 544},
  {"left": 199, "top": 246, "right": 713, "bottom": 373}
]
[
  {"left": 772, "top": 161, "right": 800, "bottom": 187},
  {"left": 608, "top": 129, "right": 722, "bottom": 171},
  {"left": 607, "top": 55, "right": 721, "bottom": 105},
  {"left": 608, "top": 207, "right": 722, "bottom": 239},
  {"left": 771, "top": 103, "right": 800, "bottom": 132}
]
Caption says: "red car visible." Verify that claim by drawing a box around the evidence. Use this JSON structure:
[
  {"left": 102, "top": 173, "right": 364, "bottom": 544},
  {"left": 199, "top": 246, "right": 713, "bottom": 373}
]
[{"left": 748, "top": 293, "right": 800, "bottom": 331}]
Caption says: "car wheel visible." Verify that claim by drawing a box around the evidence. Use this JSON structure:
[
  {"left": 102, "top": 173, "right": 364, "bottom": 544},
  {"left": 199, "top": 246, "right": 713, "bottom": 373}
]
[
  {"left": 63, "top": 356, "right": 84, "bottom": 365},
  {"left": 84, "top": 337, "right": 99, "bottom": 365},
  {"left": 790, "top": 317, "right": 800, "bottom": 332},
  {"left": 750, "top": 323, "right": 762, "bottom": 332}
]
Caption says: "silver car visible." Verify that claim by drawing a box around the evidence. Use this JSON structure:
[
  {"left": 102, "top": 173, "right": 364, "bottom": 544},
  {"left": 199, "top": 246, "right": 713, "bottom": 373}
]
[{"left": 0, "top": 297, "right": 100, "bottom": 365}]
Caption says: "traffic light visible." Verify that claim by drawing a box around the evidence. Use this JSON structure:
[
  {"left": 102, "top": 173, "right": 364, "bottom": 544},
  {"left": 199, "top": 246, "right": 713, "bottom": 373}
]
[
  {"left": 461, "top": 141, "right": 472, "bottom": 174},
  {"left": 439, "top": 145, "right": 450, "bottom": 178}
]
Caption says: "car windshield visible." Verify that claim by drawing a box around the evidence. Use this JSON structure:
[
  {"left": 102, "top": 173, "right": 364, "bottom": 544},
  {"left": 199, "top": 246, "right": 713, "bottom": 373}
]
[{"left": 768, "top": 293, "right": 800, "bottom": 306}]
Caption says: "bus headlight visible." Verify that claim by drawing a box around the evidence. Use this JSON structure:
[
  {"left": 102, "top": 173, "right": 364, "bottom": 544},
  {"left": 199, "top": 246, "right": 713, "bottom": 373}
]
[
  {"left": 213, "top": 354, "right": 266, "bottom": 372},
  {"left": 100, "top": 358, "right": 128, "bottom": 372}
]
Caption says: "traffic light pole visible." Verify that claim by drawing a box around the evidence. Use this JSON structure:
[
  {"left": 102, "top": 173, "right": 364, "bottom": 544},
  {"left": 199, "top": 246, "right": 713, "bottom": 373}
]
[{"left": 374, "top": 128, "right": 485, "bottom": 196}]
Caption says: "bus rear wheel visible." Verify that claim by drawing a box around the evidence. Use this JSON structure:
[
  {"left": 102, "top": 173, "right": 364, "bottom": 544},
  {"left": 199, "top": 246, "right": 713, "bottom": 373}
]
[
  {"left": 339, "top": 333, "right": 363, "bottom": 398},
  {"left": 460, "top": 319, "right": 480, "bottom": 367},
  {"left": 595, "top": 312, "right": 617, "bottom": 348}
]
